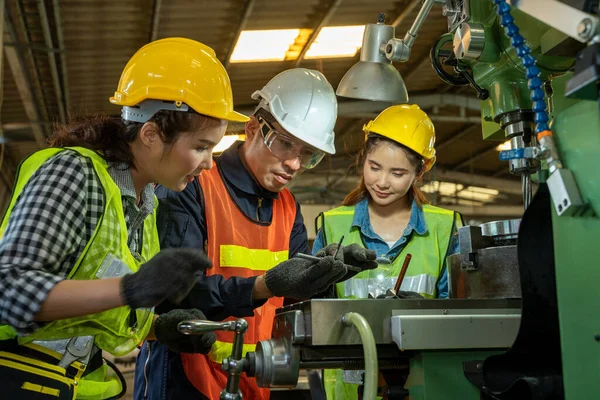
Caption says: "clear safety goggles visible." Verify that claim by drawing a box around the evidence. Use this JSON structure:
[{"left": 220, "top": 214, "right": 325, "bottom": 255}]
[{"left": 257, "top": 116, "right": 325, "bottom": 169}]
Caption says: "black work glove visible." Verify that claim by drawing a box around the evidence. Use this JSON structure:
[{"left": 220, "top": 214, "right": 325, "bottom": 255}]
[
  {"left": 376, "top": 290, "right": 424, "bottom": 299},
  {"left": 154, "top": 309, "right": 216, "bottom": 354},
  {"left": 395, "top": 291, "right": 424, "bottom": 299},
  {"left": 316, "top": 243, "right": 378, "bottom": 282},
  {"left": 264, "top": 256, "right": 347, "bottom": 299},
  {"left": 120, "top": 248, "right": 212, "bottom": 309}
]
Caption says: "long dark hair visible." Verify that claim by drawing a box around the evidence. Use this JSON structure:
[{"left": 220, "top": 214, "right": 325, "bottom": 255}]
[
  {"left": 343, "top": 134, "right": 429, "bottom": 207},
  {"left": 48, "top": 110, "right": 222, "bottom": 166}
]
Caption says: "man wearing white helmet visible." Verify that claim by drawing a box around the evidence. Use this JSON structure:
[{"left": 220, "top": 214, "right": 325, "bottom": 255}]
[{"left": 134, "top": 69, "right": 375, "bottom": 400}]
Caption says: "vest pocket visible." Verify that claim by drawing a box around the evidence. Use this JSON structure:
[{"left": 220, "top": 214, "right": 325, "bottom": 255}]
[{"left": 0, "top": 351, "right": 76, "bottom": 400}]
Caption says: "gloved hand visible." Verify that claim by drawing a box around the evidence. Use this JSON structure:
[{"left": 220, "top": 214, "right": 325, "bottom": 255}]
[
  {"left": 316, "top": 243, "right": 378, "bottom": 282},
  {"left": 265, "top": 256, "right": 347, "bottom": 299},
  {"left": 395, "top": 290, "right": 424, "bottom": 299},
  {"left": 120, "top": 248, "right": 212, "bottom": 309},
  {"left": 154, "top": 309, "right": 216, "bottom": 354},
  {"left": 376, "top": 290, "right": 424, "bottom": 299}
]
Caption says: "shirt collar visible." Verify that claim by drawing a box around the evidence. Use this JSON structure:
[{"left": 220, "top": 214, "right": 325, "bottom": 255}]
[
  {"left": 217, "top": 141, "right": 279, "bottom": 199},
  {"left": 108, "top": 163, "right": 155, "bottom": 214},
  {"left": 351, "top": 197, "right": 428, "bottom": 239}
]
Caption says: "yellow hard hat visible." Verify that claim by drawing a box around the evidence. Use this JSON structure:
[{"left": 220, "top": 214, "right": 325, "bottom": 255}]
[
  {"left": 363, "top": 104, "right": 436, "bottom": 172},
  {"left": 110, "top": 37, "right": 248, "bottom": 123}
]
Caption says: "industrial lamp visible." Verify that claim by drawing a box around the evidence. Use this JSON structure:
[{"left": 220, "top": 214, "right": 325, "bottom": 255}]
[{"left": 337, "top": 0, "right": 441, "bottom": 103}]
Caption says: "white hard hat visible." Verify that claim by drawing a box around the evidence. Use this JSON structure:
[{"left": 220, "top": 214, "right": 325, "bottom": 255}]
[{"left": 252, "top": 68, "right": 338, "bottom": 155}]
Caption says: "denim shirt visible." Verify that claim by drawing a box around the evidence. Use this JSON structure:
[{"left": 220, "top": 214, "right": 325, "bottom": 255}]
[{"left": 312, "top": 198, "right": 458, "bottom": 298}]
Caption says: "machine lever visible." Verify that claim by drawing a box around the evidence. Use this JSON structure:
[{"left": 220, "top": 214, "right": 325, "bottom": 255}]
[{"left": 178, "top": 318, "right": 249, "bottom": 400}]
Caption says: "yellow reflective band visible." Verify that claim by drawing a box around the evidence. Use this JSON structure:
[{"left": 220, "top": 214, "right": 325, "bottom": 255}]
[
  {"left": 22, "top": 382, "right": 60, "bottom": 397},
  {"left": 209, "top": 340, "right": 256, "bottom": 364},
  {"left": 423, "top": 207, "right": 454, "bottom": 216},
  {"left": 220, "top": 245, "right": 288, "bottom": 271},
  {"left": 324, "top": 210, "right": 354, "bottom": 216}
]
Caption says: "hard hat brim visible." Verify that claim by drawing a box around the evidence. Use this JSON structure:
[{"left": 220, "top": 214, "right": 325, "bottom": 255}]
[{"left": 225, "top": 110, "right": 250, "bottom": 123}]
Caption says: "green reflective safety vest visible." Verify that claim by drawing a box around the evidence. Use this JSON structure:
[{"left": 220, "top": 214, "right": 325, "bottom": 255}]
[
  {"left": 317, "top": 203, "right": 462, "bottom": 400},
  {"left": 0, "top": 147, "right": 160, "bottom": 398}
]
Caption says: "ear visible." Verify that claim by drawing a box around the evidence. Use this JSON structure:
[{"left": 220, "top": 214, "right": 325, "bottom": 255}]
[
  {"left": 139, "top": 122, "right": 160, "bottom": 148},
  {"left": 245, "top": 116, "right": 260, "bottom": 143}
]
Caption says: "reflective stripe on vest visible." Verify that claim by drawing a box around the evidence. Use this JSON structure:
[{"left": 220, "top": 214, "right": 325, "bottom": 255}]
[
  {"left": 0, "top": 147, "right": 159, "bottom": 355},
  {"left": 181, "top": 163, "right": 297, "bottom": 400},
  {"left": 220, "top": 245, "right": 288, "bottom": 271},
  {"left": 320, "top": 204, "right": 460, "bottom": 299}
]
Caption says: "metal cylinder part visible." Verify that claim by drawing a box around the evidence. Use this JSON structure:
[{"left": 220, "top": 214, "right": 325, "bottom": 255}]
[
  {"left": 522, "top": 174, "right": 533, "bottom": 210},
  {"left": 453, "top": 23, "right": 485, "bottom": 60},
  {"left": 480, "top": 219, "right": 520, "bottom": 241},
  {"left": 499, "top": 111, "right": 540, "bottom": 176},
  {"left": 253, "top": 339, "right": 300, "bottom": 388}
]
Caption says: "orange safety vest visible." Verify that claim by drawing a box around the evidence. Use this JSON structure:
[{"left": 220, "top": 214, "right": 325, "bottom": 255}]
[{"left": 181, "top": 163, "right": 297, "bottom": 400}]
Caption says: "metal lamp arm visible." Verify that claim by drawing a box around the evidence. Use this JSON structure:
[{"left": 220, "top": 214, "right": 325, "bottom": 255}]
[{"left": 385, "top": 0, "right": 444, "bottom": 62}]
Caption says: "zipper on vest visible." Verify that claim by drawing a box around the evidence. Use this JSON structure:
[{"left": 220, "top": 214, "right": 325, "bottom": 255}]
[
  {"left": 143, "top": 341, "right": 152, "bottom": 399},
  {"left": 257, "top": 197, "right": 263, "bottom": 220}
]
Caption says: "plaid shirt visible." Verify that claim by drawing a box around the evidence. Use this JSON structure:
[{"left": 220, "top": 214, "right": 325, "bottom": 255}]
[{"left": 0, "top": 149, "right": 155, "bottom": 334}]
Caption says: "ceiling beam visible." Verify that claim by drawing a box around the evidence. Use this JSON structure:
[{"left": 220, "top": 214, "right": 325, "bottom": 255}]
[
  {"left": 493, "top": 167, "right": 510, "bottom": 177},
  {"left": 429, "top": 167, "right": 523, "bottom": 195},
  {"left": 3, "top": 9, "right": 46, "bottom": 146},
  {"left": 436, "top": 124, "right": 481, "bottom": 152},
  {"left": 451, "top": 143, "right": 500, "bottom": 171},
  {"left": 441, "top": 204, "right": 523, "bottom": 218},
  {"left": 294, "top": 0, "right": 343, "bottom": 67},
  {"left": 13, "top": 0, "right": 50, "bottom": 127},
  {"left": 391, "top": 0, "right": 421, "bottom": 29},
  {"left": 236, "top": 94, "right": 481, "bottom": 118},
  {"left": 295, "top": 167, "right": 523, "bottom": 195},
  {"left": 52, "top": 0, "right": 70, "bottom": 114},
  {"left": 402, "top": 50, "right": 432, "bottom": 83},
  {"left": 38, "top": 0, "right": 66, "bottom": 124},
  {"left": 224, "top": 0, "right": 256, "bottom": 69},
  {"left": 149, "top": 0, "right": 162, "bottom": 42}
]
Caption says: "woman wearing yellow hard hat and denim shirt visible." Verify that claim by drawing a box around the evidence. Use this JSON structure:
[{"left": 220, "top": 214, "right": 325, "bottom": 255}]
[
  {"left": 312, "top": 104, "right": 464, "bottom": 399},
  {"left": 0, "top": 38, "right": 248, "bottom": 399}
]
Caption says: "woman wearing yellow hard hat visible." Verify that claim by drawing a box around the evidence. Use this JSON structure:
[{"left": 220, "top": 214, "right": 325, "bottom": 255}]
[
  {"left": 0, "top": 38, "right": 246, "bottom": 399},
  {"left": 313, "top": 104, "right": 464, "bottom": 399}
]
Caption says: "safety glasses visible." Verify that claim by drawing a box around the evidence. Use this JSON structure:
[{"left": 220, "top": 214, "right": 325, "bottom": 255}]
[{"left": 258, "top": 116, "right": 325, "bottom": 169}]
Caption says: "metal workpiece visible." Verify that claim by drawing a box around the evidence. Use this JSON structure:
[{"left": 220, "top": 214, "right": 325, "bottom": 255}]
[
  {"left": 546, "top": 168, "right": 585, "bottom": 216},
  {"left": 479, "top": 219, "right": 520, "bottom": 241},
  {"left": 457, "top": 226, "right": 493, "bottom": 271},
  {"left": 448, "top": 246, "right": 521, "bottom": 299},
  {"left": 453, "top": 23, "right": 485, "bottom": 60},
  {"left": 449, "top": 221, "right": 521, "bottom": 299}
]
